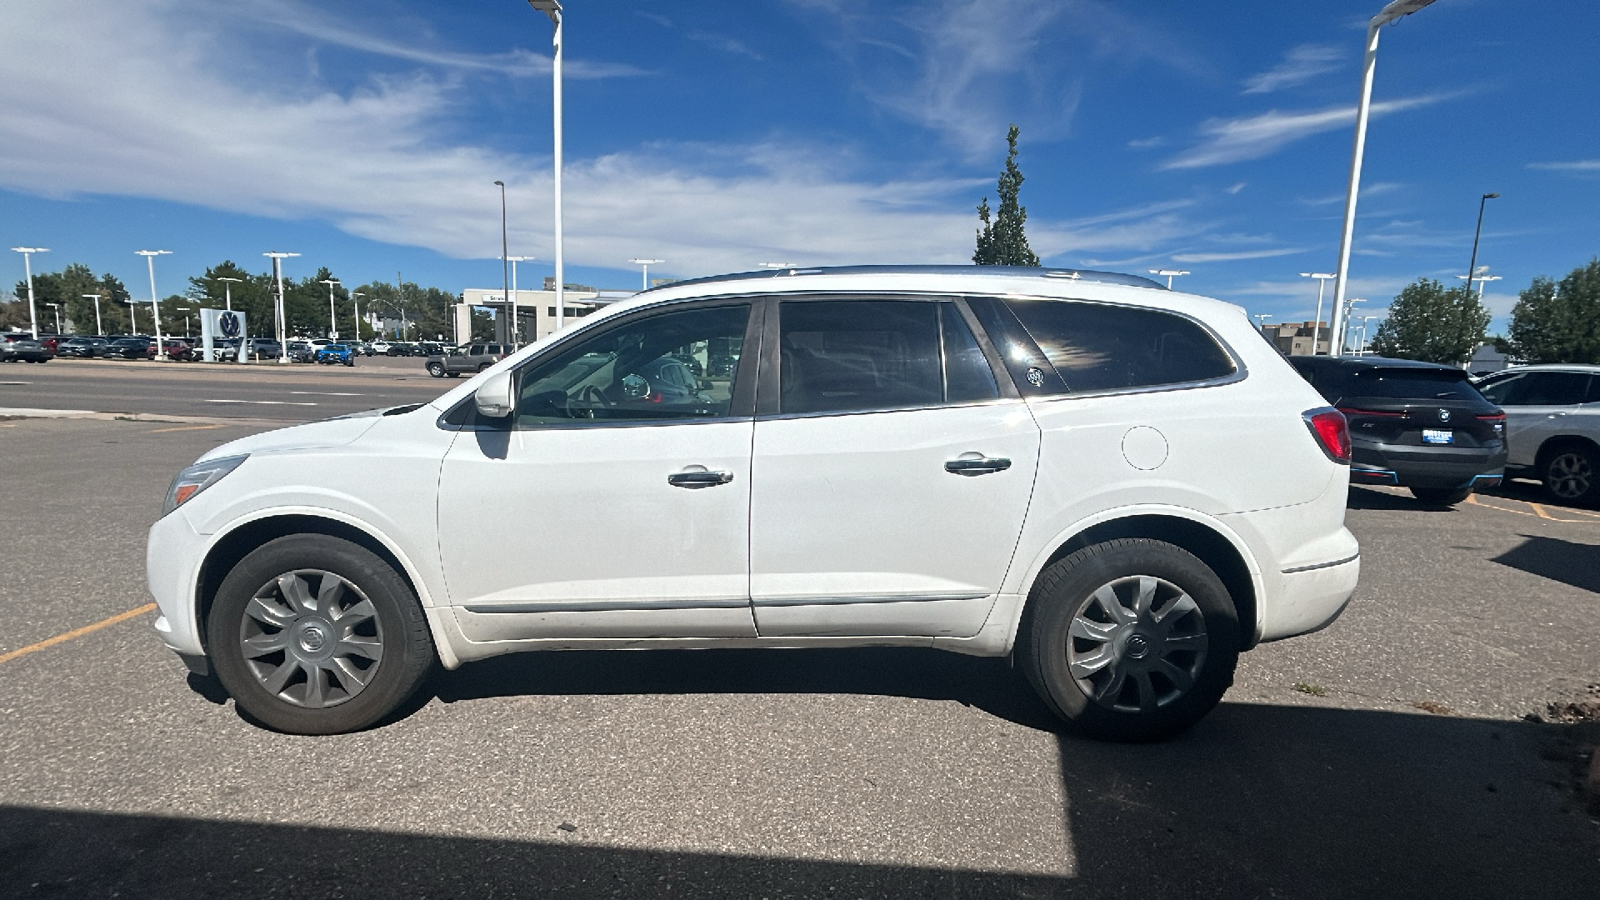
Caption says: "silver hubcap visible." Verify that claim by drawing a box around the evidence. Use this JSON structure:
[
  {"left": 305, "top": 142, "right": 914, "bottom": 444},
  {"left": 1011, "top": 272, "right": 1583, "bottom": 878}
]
[
  {"left": 238, "top": 569, "right": 384, "bottom": 709},
  {"left": 1546, "top": 452, "right": 1592, "bottom": 500},
  {"left": 1067, "top": 575, "right": 1208, "bottom": 713}
]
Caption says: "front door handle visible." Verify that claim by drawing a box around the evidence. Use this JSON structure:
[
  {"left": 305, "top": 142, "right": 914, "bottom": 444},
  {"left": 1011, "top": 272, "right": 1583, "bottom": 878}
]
[
  {"left": 668, "top": 468, "right": 735, "bottom": 488},
  {"left": 944, "top": 456, "right": 1012, "bottom": 477}
]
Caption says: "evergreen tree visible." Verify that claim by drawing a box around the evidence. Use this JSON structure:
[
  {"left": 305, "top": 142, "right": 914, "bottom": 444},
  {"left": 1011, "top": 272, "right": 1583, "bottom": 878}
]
[
  {"left": 1368, "top": 278, "right": 1490, "bottom": 364},
  {"left": 973, "top": 124, "right": 1040, "bottom": 266},
  {"left": 1506, "top": 258, "right": 1600, "bottom": 363}
]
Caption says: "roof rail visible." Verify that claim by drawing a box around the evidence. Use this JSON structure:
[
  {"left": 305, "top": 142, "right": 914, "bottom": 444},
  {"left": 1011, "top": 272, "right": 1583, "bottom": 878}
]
[{"left": 649, "top": 265, "right": 1166, "bottom": 293}]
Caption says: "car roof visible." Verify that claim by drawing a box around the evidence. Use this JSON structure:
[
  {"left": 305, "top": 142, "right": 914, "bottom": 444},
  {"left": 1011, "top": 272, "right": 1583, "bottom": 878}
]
[{"left": 1486, "top": 363, "right": 1600, "bottom": 376}]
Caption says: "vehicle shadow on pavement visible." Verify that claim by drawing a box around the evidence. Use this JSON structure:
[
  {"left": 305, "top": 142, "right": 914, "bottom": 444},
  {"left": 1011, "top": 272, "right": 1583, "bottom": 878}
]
[
  {"left": 1346, "top": 486, "right": 1435, "bottom": 511},
  {"left": 1491, "top": 534, "right": 1600, "bottom": 594},
  {"left": 429, "top": 646, "right": 1062, "bottom": 731},
  {"left": 2, "top": 705, "right": 1593, "bottom": 899}
]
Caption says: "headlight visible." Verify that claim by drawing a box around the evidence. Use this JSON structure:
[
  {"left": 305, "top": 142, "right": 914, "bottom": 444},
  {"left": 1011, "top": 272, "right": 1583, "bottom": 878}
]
[{"left": 162, "top": 455, "right": 248, "bottom": 517}]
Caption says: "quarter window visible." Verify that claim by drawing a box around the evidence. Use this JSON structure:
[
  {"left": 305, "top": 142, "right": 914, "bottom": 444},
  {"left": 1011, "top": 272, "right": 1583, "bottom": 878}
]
[
  {"left": 1000, "top": 299, "right": 1235, "bottom": 393},
  {"left": 513, "top": 304, "right": 749, "bottom": 427}
]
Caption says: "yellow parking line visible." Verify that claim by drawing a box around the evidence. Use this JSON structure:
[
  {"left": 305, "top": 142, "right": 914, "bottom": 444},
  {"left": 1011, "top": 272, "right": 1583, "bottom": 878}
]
[
  {"left": 147, "top": 424, "right": 230, "bottom": 434},
  {"left": 0, "top": 603, "right": 157, "bottom": 666},
  {"left": 1528, "top": 502, "right": 1553, "bottom": 519}
]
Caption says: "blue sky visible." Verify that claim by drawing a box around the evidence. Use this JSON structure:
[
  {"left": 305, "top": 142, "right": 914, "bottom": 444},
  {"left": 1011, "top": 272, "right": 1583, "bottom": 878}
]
[{"left": 2, "top": 0, "right": 1596, "bottom": 332}]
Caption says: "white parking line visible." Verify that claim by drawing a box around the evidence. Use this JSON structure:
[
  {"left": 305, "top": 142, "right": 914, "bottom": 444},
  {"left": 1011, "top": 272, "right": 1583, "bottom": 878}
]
[
  {"left": 201, "top": 399, "right": 319, "bottom": 406},
  {"left": 288, "top": 391, "right": 364, "bottom": 396}
]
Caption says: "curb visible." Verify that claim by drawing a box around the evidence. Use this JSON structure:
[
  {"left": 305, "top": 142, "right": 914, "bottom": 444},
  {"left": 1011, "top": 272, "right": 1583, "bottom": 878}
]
[{"left": 0, "top": 407, "right": 283, "bottom": 428}]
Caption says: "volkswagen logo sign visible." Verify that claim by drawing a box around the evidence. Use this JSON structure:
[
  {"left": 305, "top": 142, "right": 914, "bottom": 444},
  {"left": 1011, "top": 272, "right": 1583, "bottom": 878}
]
[
  {"left": 219, "top": 311, "right": 241, "bottom": 338},
  {"left": 1438, "top": 409, "right": 1452, "bottom": 423}
]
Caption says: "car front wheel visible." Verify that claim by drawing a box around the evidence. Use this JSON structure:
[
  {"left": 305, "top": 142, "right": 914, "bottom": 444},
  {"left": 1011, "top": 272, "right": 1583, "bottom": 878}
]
[
  {"left": 207, "top": 534, "right": 435, "bottom": 735},
  {"left": 1020, "top": 538, "right": 1239, "bottom": 742},
  {"left": 1541, "top": 444, "right": 1600, "bottom": 505},
  {"left": 426, "top": 361, "right": 445, "bottom": 377}
]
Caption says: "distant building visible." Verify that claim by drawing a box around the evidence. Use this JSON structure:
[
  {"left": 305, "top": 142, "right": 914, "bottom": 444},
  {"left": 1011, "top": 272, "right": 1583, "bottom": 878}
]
[
  {"left": 1466, "top": 342, "right": 1514, "bottom": 375},
  {"left": 1262, "top": 321, "right": 1330, "bottom": 356}
]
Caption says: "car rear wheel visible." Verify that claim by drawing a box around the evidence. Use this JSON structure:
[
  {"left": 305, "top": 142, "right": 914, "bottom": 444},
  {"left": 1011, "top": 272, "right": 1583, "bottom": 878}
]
[
  {"left": 207, "top": 534, "right": 435, "bottom": 735},
  {"left": 426, "top": 361, "right": 445, "bottom": 377},
  {"left": 1020, "top": 538, "right": 1239, "bottom": 742},
  {"left": 1541, "top": 444, "right": 1600, "bottom": 505},
  {"left": 477, "top": 362, "right": 491, "bottom": 372},
  {"left": 1410, "top": 486, "right": 1472, "bottom": 506}
]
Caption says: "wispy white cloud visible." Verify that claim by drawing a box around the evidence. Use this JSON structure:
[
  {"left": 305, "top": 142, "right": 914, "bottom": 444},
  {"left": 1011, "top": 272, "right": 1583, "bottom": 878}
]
[
  {"left": 1242, "top": 44, "right": 1342, "bottom": 94},
  {"left": 1162, "top": 94, "right": 1455, "bottom": 170},
  {"left": 686, "top": 32, "right": 765, "bottom": 61},
  {"left": 1171, "top": 247, "right": 1306, "bottom": 264},
  {"left": 1127, "top": 136, "right": 1166, "bottom": 150},
  {"left": 1527, "top": 159, "right": 1600, "bottom": 175},
  {"left": 1225, "top": 182, "right": 1247, "bottom": 195},
  {"left": 792, "top": 0, "right": 1207, "bottom": 157}
]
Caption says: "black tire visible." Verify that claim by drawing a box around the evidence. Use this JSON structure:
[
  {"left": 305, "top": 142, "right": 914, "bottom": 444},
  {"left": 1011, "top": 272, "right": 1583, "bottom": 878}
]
[
  {"left": 446, "top": 371, "right": 460, "bottom": 378},
  {"left": 1410, "top": 486, "right": 1472, "bottom": 506},
  {"left": 1019, "top": 538, "right": 1240, "bottom": 742},
  {"left": 477, "top": 362, "right": 491, "bottom": 372},
  {"left": 207, "top": 534, "right": 435, "bottom": 735},
  {"left": 1540, "top": 443, "right": 1600, "bottom": 505},
  {"left": 426, "top": 361, "right": 445, "bottom": 378}
]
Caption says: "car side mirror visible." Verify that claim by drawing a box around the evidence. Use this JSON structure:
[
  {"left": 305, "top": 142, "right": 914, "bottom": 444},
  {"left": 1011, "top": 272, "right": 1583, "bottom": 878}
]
[{"left": 473, "top": 370, "right": 515, "bottom": 419}]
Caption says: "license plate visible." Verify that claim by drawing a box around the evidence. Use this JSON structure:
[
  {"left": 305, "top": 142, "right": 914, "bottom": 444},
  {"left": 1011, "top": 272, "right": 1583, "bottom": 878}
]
[{"left": 1422, "top": 429, "right": 1453, "bottom": 445}]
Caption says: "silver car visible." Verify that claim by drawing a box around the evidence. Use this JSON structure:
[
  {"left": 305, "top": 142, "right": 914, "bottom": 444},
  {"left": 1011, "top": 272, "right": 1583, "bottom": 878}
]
[{"left": 1475, "top": 364, "right": 1600, "bottom": 504}]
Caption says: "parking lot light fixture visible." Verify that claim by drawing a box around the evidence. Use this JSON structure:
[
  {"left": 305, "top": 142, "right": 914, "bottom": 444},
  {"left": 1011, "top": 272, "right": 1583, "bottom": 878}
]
[
  {"left": 1149, "top": 269, "right": 1189, "bottom": 289},
  {"left": 82, "top": 293, "right": 103, "bottom": 335},
  {"left": 759, "top": 261, "right": 797, "bottom": 271},
  {"left": 1464, "top": 193, "right": 1500, "bottom": 298},
  {"left": 45, "top": 302, "right": 61, "bottom": 334},
  {"left": 320, "top": 278, "right": 341, "bottom": 339},
  {"left": 1300, "top": 273, "right": 1338, "bottom": 354},
  {"left": 136, "top": 250, "right": 173, "bottom": 360},
  {"left": 1457, "top": 269, "right": 1502, "bottom": 298},
  {"left": 494, "top": 180, "right": 511, "bottom": 344},
  {"left": 264, "top": 252, "right": 300, "bottom": 364},
  {"left": 527, "top": 1, "right": 564, "bottom": 331},
  {"left": 629, "top": 258, "right": 664, "bottom": 292},
  {"left": 504, "top": 256, "right": 534, "bottom": 346},
  {"left": 1330, "top": 0, "right": 1441, "bottom": 358},
  {"left": 216, "top": 275, "right": 243, "bottom": 311},
  {"left": 11, "top": 247, "right": 48, "bottom": 339},
  {"left": 1253, "top": 313, "right": 1273, "bottom": 330},
  {"left": 176, "top": 306, "right": 195, "bottom": 338},
  {"left": 351, "top": 292, "right": 365, "bottom": 342}
]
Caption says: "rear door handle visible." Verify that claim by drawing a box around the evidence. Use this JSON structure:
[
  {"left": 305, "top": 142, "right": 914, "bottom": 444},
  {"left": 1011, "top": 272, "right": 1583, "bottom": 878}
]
[
  {"left": 944, "top": 456, "right": 1012, "bottom": 477},
  {"left": 667, "top": 468, "right": 735, "bottom": 488}
]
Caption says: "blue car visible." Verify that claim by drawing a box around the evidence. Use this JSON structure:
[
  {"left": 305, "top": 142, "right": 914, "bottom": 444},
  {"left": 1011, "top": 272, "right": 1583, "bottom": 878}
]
[{"left": 316, "top": 343, "right": 356, "bottom": 367}]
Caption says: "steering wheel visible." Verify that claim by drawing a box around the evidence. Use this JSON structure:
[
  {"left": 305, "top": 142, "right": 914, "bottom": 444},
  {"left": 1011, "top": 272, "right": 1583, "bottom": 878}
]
[{"left": 575, "top": 384, "right": 611, "bottom": 418}]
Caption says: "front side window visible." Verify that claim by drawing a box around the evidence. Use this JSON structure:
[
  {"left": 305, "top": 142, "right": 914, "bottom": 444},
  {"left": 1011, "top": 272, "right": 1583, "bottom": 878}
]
[
  {"left": 514, "top": 303, "right": 749, "bottom": 427},
  {"left": 778, "top": 300, "right": 945, "bottom": 415},
  {"left": 1001, "top": 298, "right": 1236, "bottom": 393}
]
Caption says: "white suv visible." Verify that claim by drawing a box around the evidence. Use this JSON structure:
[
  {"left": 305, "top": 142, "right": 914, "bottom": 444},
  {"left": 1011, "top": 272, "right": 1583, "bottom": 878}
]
[{"left": 147, "top": 266, "right": 1359, "bottom": 740}]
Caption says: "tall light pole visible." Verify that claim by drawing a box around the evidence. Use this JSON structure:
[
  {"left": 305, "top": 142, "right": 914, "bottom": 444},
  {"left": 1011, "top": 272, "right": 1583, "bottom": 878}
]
[
  {"left": 10, "top": 247, "right": 48, "bottom": 339},
  {"left": 45, "top": 302, "right": 61, "bottom": 334},
  {"left": 1300, "top": 272, "right": 1337, "bottom": 354},
  {"left": 82, "top": 293, "right": 103, "bottom": 335},
  {"left": 1149, "top": 268, "right": 1189, "bottom": 289},
  {"left": 176, "top": 306, "right": 194, "bottom": 338},
  {"left": 1358, "top": 315, "right": 1382, "bottom": 354},
  {"left": 216, "top": 275, "right": 242, "bottom": 311},
  {"left": 351, "top": 292, "right": 365, "bottom": 343},
  {"left": 136, "top": 250, "right": 173, "bottom": 360},
  {"left": 320, "top": 278, "right": 341, "bottom": 339},
  {"left": 505, "top": 255, "right": 534, "bottom": 345},
  {"left": 264, "top": 252, "right": 299, "bottom": 364},
  {"left": 1457, "top": 269, "right": 1502, "bottom": 298},
  {"left": 1253, "top": 313, "right": 1272, "bottom": 330},
  {"left": 1341, "top": 298, "right": 1366, "bottom": 355},
  {"left": 1330, "top": 0, "right": 1440, "bottom": 358},
  {"left": 528, "top": 1, "right": 565, "bottom": 331},
  {"left": 629, "top": 258, "right": 664, "bottom": 292},
  {"left": 1463, "top": 193, "right": 1500, "bottom": 298},
  {"left": 493, "top": 180, "right": 511, "bottom": 345}
]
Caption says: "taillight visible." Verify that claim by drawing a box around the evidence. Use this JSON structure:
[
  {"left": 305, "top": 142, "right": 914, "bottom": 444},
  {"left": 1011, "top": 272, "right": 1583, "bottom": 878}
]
[
  {"left": 1478, "top": 412, "right": 1506, "bottom": 434},
  {"left": 1304, "top": 408, "right": 1351, "bottom": 464}
]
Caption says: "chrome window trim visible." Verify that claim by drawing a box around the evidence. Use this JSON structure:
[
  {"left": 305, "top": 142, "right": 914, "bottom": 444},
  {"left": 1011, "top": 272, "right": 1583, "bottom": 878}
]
[{"left": 755, "top": 395, "right": 1026, "bottom": 424}]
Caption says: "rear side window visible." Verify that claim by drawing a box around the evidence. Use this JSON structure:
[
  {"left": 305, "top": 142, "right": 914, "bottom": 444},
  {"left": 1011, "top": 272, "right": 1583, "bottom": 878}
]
[
  {"left": 778, "top": 300, "right": 944, "bottom": 415},
  {"left": 1481, "top": 371, "right": 1591, "bottom": 406},
  {"left": 1001, "top": 298, "right": 1235, "bottom": 393}
]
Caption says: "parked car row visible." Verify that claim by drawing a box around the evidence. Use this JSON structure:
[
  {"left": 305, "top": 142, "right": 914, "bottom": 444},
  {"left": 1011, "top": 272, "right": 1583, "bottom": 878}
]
[{"left": 424, "top": 342, "right": 508, "bottom": 378}]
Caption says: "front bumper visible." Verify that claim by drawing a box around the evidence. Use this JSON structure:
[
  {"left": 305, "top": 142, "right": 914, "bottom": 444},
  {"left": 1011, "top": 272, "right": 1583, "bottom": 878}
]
[{"left": 146, "top": 509, "right": 209, "bottom": 658}]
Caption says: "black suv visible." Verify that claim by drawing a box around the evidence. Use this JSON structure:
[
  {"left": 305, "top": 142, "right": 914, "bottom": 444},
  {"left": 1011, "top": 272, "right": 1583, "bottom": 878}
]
[{"left": 1287, "top": 355, "right": 1506, "bottom": 505}]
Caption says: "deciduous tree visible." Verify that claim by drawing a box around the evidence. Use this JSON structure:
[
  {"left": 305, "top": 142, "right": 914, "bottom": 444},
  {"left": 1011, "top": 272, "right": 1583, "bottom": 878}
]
[
  {"left": 1505, "top": 258, "right": 1600, "bottom": 363},
  {"left": 1368, "top": 278, "right": 1489, "bottom": 364},
  {"left": 974, "top": 125, "right": 1040, "bottom": 267}
]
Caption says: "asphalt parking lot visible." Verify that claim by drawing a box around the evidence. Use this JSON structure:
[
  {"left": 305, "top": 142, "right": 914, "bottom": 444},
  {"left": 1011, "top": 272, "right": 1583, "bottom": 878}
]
[{"left": 1, "top": 402, "right": 1597, "bottom": 898}]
